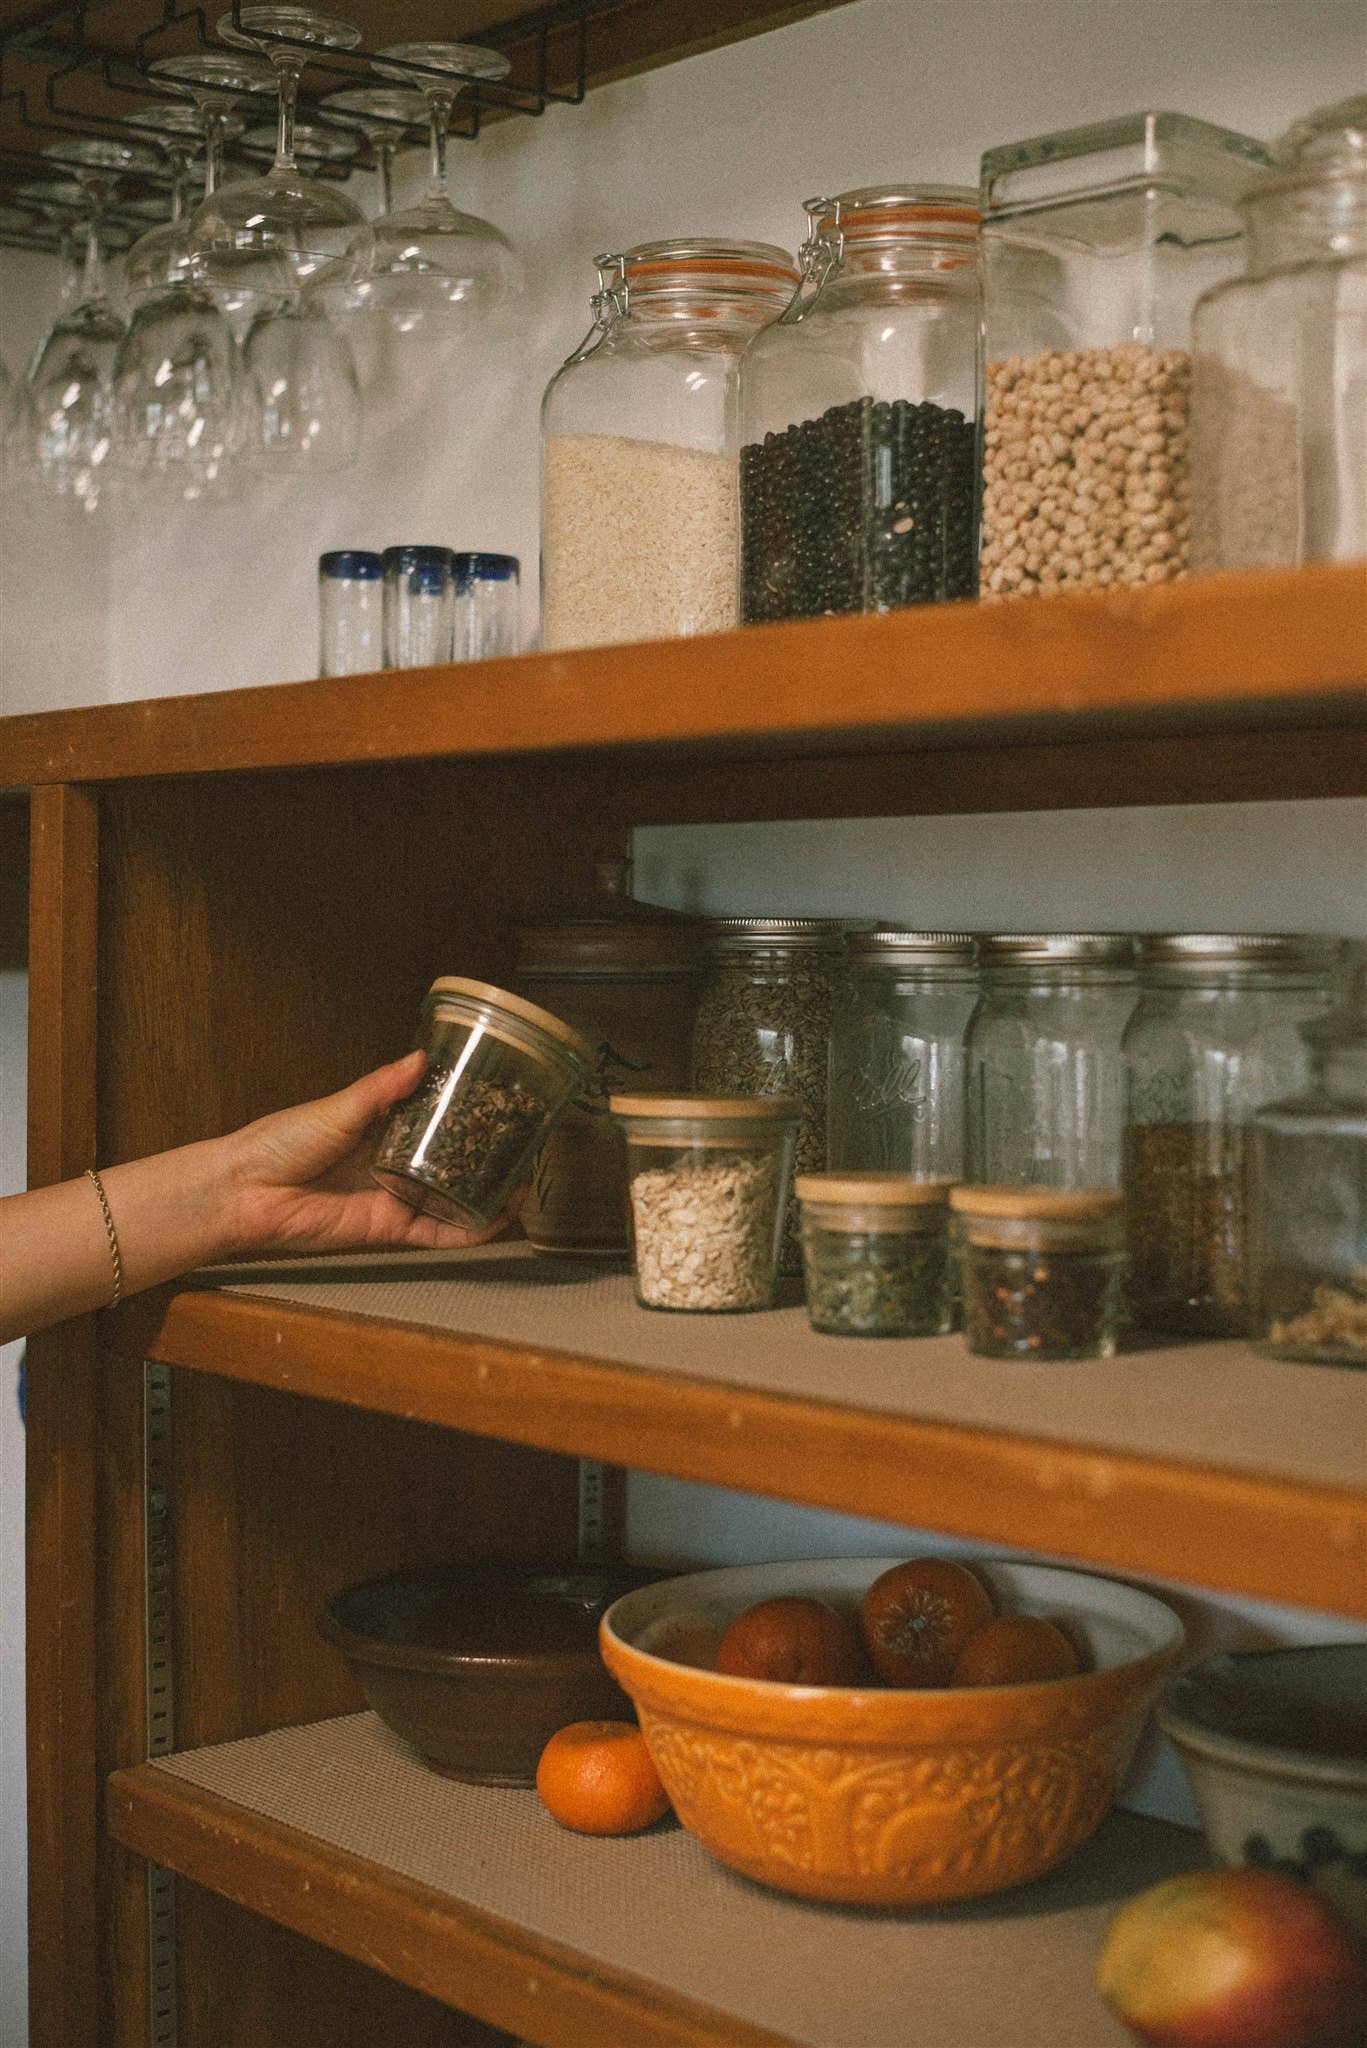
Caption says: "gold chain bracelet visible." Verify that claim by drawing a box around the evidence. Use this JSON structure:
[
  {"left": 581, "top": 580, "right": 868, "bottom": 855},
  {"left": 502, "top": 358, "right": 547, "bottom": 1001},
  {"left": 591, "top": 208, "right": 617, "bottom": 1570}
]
[{"left": 85, "top": 1168, "right": 123, "bottom": 1308}]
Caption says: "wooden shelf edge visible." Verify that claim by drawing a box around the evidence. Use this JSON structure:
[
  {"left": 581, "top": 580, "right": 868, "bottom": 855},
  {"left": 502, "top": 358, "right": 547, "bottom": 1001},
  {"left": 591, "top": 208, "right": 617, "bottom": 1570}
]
[
  {"left": 106, "top": 1763, "right": 789, "bottom": 2048},
  {"left": 127, "top": 1288, "right": 1367, "bottom": 1619},
  {"left": 3, "top": 564, "right": 1364, "bottom": 790}
]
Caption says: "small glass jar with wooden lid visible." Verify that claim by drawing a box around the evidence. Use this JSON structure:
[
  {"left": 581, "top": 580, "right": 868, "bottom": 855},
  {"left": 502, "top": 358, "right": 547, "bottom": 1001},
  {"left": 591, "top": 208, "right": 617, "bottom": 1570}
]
[
  {"left": 372, "top": 978, "right": 595, "bottom": 1229},
  {"left": 610, "top": 1093, "right": 803, "bottom": 1313},
  {"left": 796, "top": 1172, "right": 955, "bottom": 1338},
  {"left": 951, "top": 1185, "right": 1125, "bottom": 1360}
]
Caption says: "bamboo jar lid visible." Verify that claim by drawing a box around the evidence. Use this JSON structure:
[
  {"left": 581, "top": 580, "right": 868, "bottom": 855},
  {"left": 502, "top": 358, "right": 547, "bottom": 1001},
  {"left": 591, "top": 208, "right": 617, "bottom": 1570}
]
[{"left": 795, "top": 1172, "right": 956, "bottom": 1205}]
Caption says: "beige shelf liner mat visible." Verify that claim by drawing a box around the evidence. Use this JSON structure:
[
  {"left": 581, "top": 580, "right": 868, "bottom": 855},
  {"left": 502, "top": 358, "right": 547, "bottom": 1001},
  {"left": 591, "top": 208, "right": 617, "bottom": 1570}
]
[
  {"left": 157, "top": 1712, "right": 1201, "bottom": 2047},
  {"left": 196, "top": 1243, "right": 1367, "bottom": 1493}
]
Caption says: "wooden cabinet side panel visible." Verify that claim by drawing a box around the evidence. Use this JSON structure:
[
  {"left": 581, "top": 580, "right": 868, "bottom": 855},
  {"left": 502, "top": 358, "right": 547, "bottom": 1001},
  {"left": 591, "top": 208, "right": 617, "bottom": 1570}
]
[{"left": 25, "top": 783, "right": 102, "bottom": 2048}]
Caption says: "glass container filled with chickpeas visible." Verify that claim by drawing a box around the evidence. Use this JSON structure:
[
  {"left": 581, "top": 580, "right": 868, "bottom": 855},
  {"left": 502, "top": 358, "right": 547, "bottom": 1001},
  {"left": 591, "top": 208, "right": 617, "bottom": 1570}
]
[{"left": 978, "top": 113, "right": 1270, "bottom": 600}]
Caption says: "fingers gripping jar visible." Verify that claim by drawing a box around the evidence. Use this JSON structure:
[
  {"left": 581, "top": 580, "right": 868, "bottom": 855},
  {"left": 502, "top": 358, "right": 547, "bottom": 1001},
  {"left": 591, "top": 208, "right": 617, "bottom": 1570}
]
[
  {"left": 738, "top": 186, "right": 981, "bottom": 622},
  {"left": 541, "top": 240, "right": 799, "bottom": 651}
]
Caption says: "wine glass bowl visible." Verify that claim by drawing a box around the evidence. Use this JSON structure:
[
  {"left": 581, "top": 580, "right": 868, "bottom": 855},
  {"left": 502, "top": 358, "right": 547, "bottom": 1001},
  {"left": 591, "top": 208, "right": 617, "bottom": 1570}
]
[{"left": 187, "top": 8, "right": 373, "bottom": 304}]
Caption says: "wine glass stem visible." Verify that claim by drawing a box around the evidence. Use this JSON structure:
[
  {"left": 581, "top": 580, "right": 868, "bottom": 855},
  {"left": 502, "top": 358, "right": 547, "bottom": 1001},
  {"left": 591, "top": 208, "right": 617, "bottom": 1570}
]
[
  {"left": 377, "top": 138, "right": 395, "bottom": 216},
  {"left": 427, "top": 91, "right": 453, "bottom": 198},
  {"left": 274, "top": 57, "right": 302, "bottom": 173},
  {"left": 168, "top": 150, "right": 190, "bottom": 226},
  {"left": 201, "top": 109, "right": 229, "bottom": 198}
]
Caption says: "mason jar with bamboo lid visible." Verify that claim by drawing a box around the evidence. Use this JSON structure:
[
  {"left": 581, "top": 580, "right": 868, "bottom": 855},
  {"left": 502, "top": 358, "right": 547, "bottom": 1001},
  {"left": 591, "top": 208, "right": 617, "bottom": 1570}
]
[
  {"left": 950, "top": 1185, "right": 1125, "bottom": 1361},
  {"left": 372, "top": 977, "right": 596, "bottom": 1230},
  {"left": 609, "top": 1094, "right": 803, "bottom": 1313},
  {"left": 795, "top": 1172, "right": 956, "bottom": 1337}
]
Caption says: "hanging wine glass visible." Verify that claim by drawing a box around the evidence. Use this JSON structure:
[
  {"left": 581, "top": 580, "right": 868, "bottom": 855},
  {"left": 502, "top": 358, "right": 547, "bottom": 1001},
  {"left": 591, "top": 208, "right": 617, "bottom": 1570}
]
[
  {"left": 146, "top": 50, "right": 278, "bottom": 331},
  {"left": 111, "top": 105, "right": 246, "bottom": 499},
  {"left": 314, "top": 86, "right": 428, "bottom": 217},
  {"left": 240, "top": 117, "right": 359, "bottom": 169},
  {"left": 239, "top": 292, "right": 361, "bottom": 472},
  {"left": 187, "top": 8, "right": 372, "bottom": 306},
  {"left": 339, "top": 41, "right": 522, "bottom": 334},
  {"left": 17, "top": 138, "right": 156, "bottom": 507}
]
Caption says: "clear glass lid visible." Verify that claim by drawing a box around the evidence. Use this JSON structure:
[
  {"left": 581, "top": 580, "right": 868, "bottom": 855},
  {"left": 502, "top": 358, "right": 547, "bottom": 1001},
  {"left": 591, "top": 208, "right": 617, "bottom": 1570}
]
[{"left": 982, "top": 112, "right": 1271, "bottom": 215}]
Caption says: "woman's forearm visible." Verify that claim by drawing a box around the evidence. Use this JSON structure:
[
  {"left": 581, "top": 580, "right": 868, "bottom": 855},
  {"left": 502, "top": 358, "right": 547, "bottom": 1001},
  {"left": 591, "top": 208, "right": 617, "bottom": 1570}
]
[{"left": 0, "top": 1135, "right": 243, "bottom": 1347}]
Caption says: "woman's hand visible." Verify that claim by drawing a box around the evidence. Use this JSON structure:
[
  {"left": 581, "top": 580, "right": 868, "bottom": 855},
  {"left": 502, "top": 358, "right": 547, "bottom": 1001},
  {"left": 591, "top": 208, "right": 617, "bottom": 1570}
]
[{"left": 219, "top": 1051, "right": 515, "bottom": 1257}]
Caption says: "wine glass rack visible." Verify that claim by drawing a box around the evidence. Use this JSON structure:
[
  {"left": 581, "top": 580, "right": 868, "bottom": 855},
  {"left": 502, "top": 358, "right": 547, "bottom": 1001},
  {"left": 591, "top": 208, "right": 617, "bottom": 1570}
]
[{"left": 0, "top": 0, "right": 615, "bottom": 252}]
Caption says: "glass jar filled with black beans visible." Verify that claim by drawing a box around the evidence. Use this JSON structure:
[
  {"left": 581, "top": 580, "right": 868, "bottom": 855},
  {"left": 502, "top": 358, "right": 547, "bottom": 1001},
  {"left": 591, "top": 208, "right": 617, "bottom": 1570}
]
[
  {"left": 372, "top": 977, "right": 595, "bottom": 1229},
  {"left": 952, "top": 1185, "right": 1125, "bottom": 1361},
  {"left": 737, "top": 186, "right": 981, "bottom": 624}
]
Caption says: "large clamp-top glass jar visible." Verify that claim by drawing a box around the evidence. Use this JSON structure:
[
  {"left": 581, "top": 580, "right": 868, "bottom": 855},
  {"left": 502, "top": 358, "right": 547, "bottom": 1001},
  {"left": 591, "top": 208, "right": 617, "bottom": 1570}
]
[
  {"left": 737, "top": 186, "right": 981, "bottom": 623},
  {"left": 541, "top": 239, "right": 798, "bottom": 651},
  {"left": 1190, "top": 95, "right": 1367, "bottom": 573},
  {"left": 979, "top": 113, "right": 1269, "bottom": 599}
]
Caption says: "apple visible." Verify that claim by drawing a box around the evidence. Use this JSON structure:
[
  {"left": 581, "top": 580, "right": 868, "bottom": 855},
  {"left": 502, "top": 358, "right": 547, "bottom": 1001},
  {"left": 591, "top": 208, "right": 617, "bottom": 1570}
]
[{"left": 1097, "top": 1867, "right": 1367, "bottom": 2048}]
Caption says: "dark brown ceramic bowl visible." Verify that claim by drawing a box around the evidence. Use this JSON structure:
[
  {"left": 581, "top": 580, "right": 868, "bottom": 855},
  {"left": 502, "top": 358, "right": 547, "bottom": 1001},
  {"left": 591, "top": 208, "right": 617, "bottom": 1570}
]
[{"left": 322, "top": 1561, "right": 665, "bottom": 1785}]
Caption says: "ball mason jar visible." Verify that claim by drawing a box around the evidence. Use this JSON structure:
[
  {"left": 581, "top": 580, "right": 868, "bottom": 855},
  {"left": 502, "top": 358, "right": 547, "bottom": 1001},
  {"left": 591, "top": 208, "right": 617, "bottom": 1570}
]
[
  {"left": 691, "top": 917, "right": 846, "bottom": 1272},
  {"left": 737, "top": 185, "right": 980, "bottom": 623},
  {"left": 541, "top": 239, "right": 798, "bottom": 651},
  {"left": 827, "top": 929, "right": 978, "bottom": 1174},
  {"left": 966, "top": 935, "right": 1138, "bottom": 1191},
  {"left": 1190, "top": 95, "right": 1367, "bottom": 573},
  {"left": 372, "top": 978, "right": 596, "bottom": 1229},
  {"left": 610, "top": 1093, "right": 802, "bottom": 1313},
  {"left": 979, "top": 112, "right": 1270, "bottom": 599},
  {"left": 1123, "top": 935, "right": 1337, "bottom": 1338},
  {"left": 1249, "top": 955, "right": 1367, "bottom": 1367}
]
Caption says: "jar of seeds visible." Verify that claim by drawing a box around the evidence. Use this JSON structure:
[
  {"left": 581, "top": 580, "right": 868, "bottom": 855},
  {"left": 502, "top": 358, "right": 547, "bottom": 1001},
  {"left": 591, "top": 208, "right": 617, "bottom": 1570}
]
[
  {"left": 610, "top": 1094, "right": 802, "bottom": 1313},
  {"left": 796, "top": 1173, "right": 955, "bottom": 1338},
  {"left": 738, "top": 186, "right": 980, "bottom": 623},
  {"left": 691, "top": 917, "right": 845, "bottom": 1274},
  {"left": 1123, "top": 935, "right": 1336, "bottom": 1338},
  {"left": 371, "top": 978, "right": 596, "bottom": 1230},
  {"left": 966, "top": 935, "right": 1138, "bottom": 1192},
  {"left": 541, "top": 240, "right": 799, "bottom": 651},
  {"left": 828, "top": 931, "right": 979, "bottom": 1175},
  {"left": 979, "top": 113, "right": 1271, "bottom": 600},
  {"left": 952, "top": 1186, "right": 1125, "bottom": 1361}
]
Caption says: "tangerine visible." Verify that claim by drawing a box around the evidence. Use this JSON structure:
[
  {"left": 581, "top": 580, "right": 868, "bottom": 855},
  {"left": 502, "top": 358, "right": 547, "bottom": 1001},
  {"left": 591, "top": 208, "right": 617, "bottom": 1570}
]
[
  {"left": 950, "top": 1613, "right": 1081, "bottom": 1687},
  {"left": 535, "top": 1720, "right": 671, "bottom": 1835},
  {"left": 858, "top": 1558, "right": 995, "bottom": 1688},
  {"left": 716, "top": 1596, "right": 866, "bottom": 1686}
]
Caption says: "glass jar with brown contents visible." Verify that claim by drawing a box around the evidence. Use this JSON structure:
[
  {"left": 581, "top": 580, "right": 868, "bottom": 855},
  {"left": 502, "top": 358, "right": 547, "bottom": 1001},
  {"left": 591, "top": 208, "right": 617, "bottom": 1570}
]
[
  {"left": 1122, "top": 935, "right": 1336, "bottom": 1338},
  {"left": 952, "top": 1185, "right": 1125, "bottom": 1361}
]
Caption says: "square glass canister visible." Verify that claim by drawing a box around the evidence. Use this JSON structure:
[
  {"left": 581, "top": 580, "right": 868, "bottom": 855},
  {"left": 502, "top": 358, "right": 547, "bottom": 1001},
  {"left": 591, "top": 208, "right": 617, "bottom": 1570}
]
[{"left": 979, "top": 112, "right": 1270, "bottom": 599}]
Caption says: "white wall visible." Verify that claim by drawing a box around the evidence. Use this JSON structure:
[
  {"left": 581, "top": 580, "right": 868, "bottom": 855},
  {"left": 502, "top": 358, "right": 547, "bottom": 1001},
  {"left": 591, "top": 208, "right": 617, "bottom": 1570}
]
[{"left": 1, "top": 3, "right": 1365, "bottom": 2036}]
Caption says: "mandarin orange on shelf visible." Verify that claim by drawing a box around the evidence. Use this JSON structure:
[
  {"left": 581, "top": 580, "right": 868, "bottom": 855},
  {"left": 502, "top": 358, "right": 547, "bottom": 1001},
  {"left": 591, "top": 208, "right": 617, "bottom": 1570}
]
[
  {"left": 950, "top": 1613, "right": 1082, "bottom": 1687},
  {"left": 535, "top": 1720, "right": 671, "bottom": 1835},
  {"left": 858, "top": 1558, "right": 995, "bottom": 1687},
  {"left": 716, "top": 1595, "right": 867, "bottom": 1686}
]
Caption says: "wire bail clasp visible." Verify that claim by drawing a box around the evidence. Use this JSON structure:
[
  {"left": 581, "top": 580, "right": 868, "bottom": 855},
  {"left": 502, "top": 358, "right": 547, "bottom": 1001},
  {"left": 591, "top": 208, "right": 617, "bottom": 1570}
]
[{"left": 780, "top": 196, "right": 843, "bottom": 322}]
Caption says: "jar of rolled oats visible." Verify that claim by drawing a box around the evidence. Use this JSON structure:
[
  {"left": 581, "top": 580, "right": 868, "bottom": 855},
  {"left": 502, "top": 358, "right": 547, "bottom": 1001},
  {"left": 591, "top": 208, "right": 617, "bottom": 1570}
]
[
  {"left": 610, "top": 1094, "right": 802, "bottom": 1313},
  {"left": 979, "top": 112, "right": 1270, "bottom": 599}
]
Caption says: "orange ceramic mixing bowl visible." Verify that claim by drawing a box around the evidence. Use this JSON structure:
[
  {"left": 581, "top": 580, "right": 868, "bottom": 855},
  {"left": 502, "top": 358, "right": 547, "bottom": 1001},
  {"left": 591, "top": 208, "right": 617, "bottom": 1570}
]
[{"left": 600, "top": 1556, "right": 1183, "bottom": 1906}]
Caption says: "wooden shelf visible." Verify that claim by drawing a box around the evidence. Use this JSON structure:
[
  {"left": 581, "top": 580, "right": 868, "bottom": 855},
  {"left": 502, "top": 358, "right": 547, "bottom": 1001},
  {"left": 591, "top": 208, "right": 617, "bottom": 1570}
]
[
  {"left": 2, "top": 565, "right": 1364, "bottom": 796},
  {"left": 125, "top": 1244, "right": 1367, "bottom": 1617},
  {"left": 107, "top": 1711, "right": 1204, "bottom": 2048}
]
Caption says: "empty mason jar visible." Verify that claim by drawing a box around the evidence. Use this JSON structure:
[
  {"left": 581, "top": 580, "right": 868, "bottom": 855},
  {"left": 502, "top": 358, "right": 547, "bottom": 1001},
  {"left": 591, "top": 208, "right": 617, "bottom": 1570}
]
[
  {"left": 966, "top": 935, "right": 1138, "bottom": 1190},
  {"left": 797, "top": 1172, "right": 954, "bottom": 1337},
  {"left": 611, "top": 1093, "right": 802, "bottom": 1312},
  {"left": 827, "top": 930, "right": 978, "bottom": 1174},
  {"left": 953, "top": 1185, "right": 1125, "bottom": 1361},
  {"left": 372, "top": 977, "right": 595, "bottom": 1229}
]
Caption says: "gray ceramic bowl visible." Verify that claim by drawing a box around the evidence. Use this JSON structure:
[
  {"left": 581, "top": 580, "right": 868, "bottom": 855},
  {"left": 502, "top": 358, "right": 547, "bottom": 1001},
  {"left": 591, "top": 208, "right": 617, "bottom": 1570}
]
[{"left": 1160, "top": 1644, "right": 1367, "bottom": 1931}]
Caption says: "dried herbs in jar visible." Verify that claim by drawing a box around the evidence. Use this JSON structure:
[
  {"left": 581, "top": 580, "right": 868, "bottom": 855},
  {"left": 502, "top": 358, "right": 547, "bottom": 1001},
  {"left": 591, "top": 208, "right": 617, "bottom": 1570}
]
[
  {"left": 952, "top": 1185, "right": 1124, "bottom": 1361},
  {"left": 371, "top": 977, "right": 595, "bottom": 1230},
  {"left": 797, "top": 1173, "right": 955, "bottom": 1337}
]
